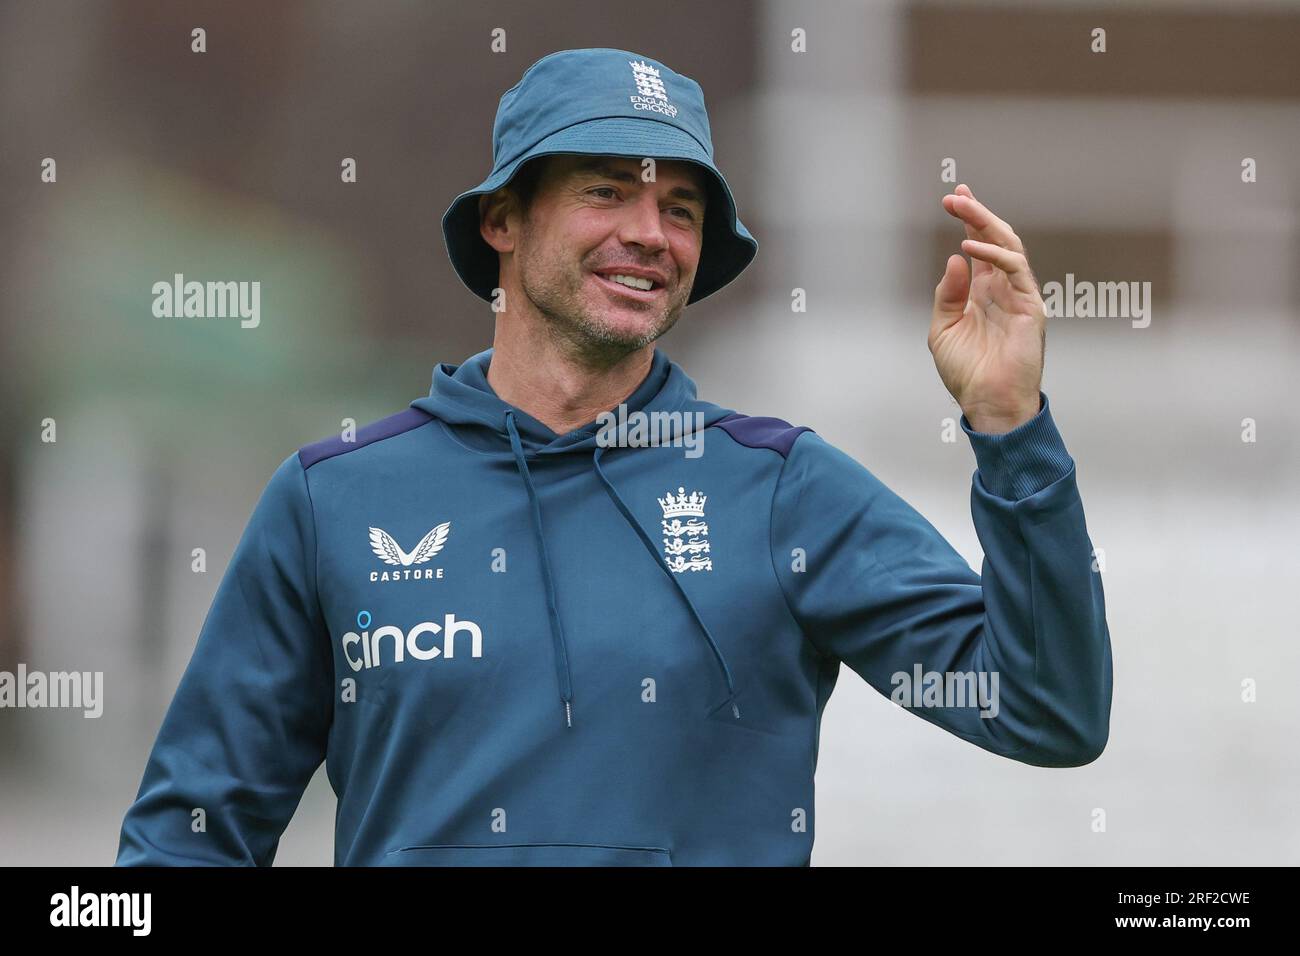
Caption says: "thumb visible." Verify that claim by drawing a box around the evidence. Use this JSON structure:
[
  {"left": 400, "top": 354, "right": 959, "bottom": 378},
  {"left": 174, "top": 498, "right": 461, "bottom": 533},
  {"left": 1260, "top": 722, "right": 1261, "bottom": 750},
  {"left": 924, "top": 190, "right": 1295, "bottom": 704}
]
[{"left": 930, "top": 254, "right": 969, "bottom": 340}]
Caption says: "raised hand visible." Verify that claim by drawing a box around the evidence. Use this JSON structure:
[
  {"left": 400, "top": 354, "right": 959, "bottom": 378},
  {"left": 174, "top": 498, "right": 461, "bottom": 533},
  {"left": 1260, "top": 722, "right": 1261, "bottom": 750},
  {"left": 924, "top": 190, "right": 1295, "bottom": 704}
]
[{"left": 929, "top": 184, "right": 1045, "bottom": 434}]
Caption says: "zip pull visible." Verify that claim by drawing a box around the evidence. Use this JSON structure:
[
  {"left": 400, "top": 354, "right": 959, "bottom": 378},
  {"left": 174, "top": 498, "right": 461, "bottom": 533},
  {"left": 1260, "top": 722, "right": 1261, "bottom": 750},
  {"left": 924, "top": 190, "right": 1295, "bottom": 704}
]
[{"left": 565, "top": 700, "right": 573, "bottom": 728}]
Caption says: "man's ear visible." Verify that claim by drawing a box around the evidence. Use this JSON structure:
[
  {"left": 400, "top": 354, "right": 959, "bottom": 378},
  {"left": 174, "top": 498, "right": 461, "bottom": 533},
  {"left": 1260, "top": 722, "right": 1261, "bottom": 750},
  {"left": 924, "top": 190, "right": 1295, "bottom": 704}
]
[{"left": 479, "top": 189, "right": 516, "bottom": 254}]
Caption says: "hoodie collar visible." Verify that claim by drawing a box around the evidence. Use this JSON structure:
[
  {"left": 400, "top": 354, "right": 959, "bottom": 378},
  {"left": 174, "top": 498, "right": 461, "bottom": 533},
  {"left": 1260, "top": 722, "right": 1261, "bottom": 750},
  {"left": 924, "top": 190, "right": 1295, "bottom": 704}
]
[{"left": 409, "top": 346, "right": 731, "bottom": 454}]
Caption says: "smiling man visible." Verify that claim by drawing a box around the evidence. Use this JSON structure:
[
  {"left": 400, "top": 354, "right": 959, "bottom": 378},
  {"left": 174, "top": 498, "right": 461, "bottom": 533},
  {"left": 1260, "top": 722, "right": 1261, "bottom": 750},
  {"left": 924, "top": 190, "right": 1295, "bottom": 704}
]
[
  {"left": 116, "top": 48, "right": 1113, "bottom": 867},
  {"left": 499, "top": 155, "right": 705, "bottom": 339},
  {"left": 475, "top": 152, "right": 710, "bottom": 432}
]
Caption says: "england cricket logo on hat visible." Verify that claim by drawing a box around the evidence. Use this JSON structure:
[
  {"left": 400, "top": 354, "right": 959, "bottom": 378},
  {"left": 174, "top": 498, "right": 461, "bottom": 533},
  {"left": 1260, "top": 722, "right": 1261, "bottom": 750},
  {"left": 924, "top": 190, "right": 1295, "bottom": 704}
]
[
  {"left": 628, "top": 59, "right": 678, "bottom": 118},
  {"left": 659, "top": 487, "right": 711, "bottom": 573}
]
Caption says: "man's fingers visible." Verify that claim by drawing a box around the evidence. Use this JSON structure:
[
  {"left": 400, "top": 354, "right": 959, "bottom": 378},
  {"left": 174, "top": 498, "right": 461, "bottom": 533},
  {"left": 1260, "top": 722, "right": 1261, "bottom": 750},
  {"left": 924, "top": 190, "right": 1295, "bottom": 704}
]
[
  {"left": 930, "top": 254, "right": 969, "bottom": 347},
  {"left": 943, "top": 187, "right": 1024, "bottom": 253},
  {"left": 941, "top": 185, "right": 996, "bottom": 279},
  {"left": 960, "top": 239, "right": 1038, "bottom": 295}
]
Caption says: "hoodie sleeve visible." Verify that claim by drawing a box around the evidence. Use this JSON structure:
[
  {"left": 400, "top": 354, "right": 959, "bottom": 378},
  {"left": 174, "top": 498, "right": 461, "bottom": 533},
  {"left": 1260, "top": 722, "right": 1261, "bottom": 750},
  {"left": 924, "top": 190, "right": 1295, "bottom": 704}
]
[
  {"left": 116, "top": 452, "right": 334, "bottom": 865},
  {"left": 770, "top": 391, "right": 1112, "bottom": 768}
]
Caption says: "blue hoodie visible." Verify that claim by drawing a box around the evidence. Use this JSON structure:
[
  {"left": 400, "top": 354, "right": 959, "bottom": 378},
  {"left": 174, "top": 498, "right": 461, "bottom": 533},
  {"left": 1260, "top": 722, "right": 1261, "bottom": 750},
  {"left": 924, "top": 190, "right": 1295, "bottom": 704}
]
[{"left": 116, "top": 347, "right": 1112, "bottom": 866}]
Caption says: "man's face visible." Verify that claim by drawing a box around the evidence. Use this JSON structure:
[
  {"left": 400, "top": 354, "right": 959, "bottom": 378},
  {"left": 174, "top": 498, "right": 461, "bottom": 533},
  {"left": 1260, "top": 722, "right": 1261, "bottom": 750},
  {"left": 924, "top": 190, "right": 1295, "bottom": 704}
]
[{"left": 504, "top": 154, "right": 708, "bottom": 354}]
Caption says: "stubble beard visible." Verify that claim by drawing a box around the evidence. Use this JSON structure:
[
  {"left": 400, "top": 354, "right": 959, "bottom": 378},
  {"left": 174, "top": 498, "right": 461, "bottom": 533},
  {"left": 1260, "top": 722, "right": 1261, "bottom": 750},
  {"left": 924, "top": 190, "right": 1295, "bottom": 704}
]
[{"left": 515, "top": 219, "right": 690, "bottom": 365}]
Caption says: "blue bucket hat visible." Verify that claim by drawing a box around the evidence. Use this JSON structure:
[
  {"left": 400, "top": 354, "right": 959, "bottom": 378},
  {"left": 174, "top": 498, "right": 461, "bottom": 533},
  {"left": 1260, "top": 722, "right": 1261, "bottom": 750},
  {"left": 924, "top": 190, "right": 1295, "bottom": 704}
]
[{"left": 442, "top": 48, "right": 758, "bottom": 305}]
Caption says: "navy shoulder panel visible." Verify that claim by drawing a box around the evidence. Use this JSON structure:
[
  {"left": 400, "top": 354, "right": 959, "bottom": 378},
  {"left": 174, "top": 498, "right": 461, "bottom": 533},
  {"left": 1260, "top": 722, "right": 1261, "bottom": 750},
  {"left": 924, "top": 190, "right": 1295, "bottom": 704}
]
[
  {"left": 713, "top": 412, "right": 813, "bottom": 459},
  {"left": 298, "top": 407, "right": 434, "bottom": 471}
]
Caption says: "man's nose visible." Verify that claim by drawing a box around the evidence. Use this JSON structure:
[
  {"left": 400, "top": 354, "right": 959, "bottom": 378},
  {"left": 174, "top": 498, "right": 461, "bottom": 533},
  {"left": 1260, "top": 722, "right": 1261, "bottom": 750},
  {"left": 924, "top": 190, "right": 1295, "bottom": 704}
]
[{"left": 617, "top": 192, "right": 669, "bottom": 252}]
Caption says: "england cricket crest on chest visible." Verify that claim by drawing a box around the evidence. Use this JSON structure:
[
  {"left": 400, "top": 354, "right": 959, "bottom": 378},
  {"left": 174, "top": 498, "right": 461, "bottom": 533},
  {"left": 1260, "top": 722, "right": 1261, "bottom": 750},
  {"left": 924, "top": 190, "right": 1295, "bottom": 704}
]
[{"left": 658, "top": 486, "right": 712, "bottom": 573}]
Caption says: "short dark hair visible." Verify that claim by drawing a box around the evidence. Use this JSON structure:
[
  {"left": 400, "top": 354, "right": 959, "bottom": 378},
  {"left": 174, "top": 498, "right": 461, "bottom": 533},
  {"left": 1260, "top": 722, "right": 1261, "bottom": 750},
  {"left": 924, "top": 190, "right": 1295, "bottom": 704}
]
[{"left": 507, "top": 156, "right": 549, "bottom": 215}]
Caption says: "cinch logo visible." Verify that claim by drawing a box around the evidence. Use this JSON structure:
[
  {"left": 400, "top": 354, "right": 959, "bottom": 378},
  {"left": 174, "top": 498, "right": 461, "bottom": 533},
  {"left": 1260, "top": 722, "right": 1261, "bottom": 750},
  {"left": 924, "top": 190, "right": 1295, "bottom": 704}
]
[
  {"left": 368, "top": 522, "right": 450, "bottom": 582},
  {"left": 342, "top": 610, "right": 483, "bottom": 671},
  {"left": 659, "top": 486, "right": 712, "bottom": 573},
  {"left": 628, "top": 59, "right": 678, "bottom": 118}
]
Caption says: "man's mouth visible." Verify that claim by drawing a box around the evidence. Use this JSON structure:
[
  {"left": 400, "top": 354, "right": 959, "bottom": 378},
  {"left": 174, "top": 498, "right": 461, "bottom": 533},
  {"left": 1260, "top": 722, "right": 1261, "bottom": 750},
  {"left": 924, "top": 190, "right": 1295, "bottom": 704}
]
[{"left": 591, "top": 269, "right": 668, "bottom": 300}]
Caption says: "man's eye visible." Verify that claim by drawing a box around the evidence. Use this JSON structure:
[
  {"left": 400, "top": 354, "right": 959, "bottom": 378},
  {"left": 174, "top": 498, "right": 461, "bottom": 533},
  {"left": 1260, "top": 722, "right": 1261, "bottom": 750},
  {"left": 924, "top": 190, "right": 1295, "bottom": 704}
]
[
  {"left": 590, "top": 187, "right": 618, "bottom": 199},
  {"left": 669, "top": 207, "right": 696, "bottom": 221}
]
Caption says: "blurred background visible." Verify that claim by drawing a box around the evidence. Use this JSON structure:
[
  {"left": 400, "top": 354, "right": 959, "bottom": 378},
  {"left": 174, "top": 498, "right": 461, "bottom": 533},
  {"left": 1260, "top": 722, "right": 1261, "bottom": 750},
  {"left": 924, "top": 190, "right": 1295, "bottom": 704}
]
[{"left": 1, "top": 0, "right": 1297, "bottom": 866}]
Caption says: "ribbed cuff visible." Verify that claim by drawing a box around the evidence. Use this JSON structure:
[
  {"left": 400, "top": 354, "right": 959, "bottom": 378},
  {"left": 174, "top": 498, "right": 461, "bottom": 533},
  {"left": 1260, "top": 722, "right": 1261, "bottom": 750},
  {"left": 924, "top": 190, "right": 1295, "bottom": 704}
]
[{"left": 960, "top": 391, "right": 1074, "bottom": 500}]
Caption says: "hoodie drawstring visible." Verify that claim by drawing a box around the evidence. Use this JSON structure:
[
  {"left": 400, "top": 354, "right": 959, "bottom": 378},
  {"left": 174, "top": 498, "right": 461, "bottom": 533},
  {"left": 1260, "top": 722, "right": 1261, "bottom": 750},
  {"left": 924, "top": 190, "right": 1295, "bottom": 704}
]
[
  {"left": 503, "top": 411, "right": 742, "bottom": 729},
  {"left": 593, "top": 444, "right": 741, "bottom": 721},
  {"left": 505, "top": 411, "right": 575, "bottom": 728}
]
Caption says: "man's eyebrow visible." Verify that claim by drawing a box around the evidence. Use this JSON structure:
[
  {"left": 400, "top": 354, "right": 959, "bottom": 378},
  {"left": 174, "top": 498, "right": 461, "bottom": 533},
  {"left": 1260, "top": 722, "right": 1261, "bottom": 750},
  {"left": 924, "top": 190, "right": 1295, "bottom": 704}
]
[{"left": 571, "top": 158, "right": 707, "bottom": 206}]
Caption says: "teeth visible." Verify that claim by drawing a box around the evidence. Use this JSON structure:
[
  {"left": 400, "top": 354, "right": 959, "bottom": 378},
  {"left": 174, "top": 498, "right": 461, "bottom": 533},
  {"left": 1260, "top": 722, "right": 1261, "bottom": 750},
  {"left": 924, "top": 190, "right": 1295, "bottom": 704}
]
[{"left": 608, "top": 273, "right": 654, "bottom": 291}]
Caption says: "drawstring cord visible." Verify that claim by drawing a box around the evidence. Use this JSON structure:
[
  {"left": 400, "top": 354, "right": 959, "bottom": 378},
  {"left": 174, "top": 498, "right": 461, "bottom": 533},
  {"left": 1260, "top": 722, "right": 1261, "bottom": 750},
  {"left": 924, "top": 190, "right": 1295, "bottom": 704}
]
[{"left": 504, "top": 411, "right": 575, "bottom": 728}]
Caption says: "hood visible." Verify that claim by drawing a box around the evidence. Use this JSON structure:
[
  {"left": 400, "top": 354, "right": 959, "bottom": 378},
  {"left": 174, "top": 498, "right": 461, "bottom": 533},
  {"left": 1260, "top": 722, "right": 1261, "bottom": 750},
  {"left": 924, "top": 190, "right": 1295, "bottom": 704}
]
[
  {"left": 408, "top": 347, "right": 743, "bottom": 730},
  {"left": 410, "top": 346, "right": 734, "bottom": 454}
]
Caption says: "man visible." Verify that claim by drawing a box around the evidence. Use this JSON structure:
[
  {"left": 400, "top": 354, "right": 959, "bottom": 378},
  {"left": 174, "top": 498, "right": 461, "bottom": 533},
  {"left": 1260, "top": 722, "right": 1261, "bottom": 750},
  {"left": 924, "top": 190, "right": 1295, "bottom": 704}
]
[{"left": 117, "top": 48, "right": 1112, "bottom": 867}]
